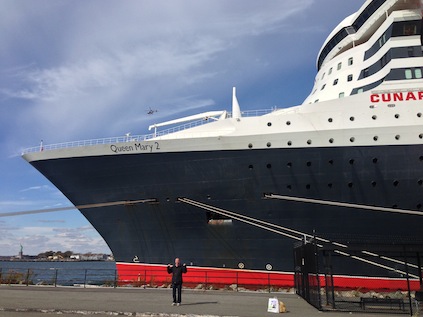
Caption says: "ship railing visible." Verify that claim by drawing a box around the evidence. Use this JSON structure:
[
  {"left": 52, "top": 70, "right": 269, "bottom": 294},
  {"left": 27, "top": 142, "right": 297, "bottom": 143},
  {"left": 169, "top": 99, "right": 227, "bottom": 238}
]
[{"left": 21, "top": 108, "right": 275, "bottom": 154}]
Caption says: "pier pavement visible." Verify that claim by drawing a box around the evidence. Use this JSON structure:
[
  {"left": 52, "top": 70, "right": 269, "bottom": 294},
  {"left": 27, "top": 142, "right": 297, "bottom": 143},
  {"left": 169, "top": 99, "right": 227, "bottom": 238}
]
[{"left": 0, "top": 285, "right": 408, "bottom": 317}]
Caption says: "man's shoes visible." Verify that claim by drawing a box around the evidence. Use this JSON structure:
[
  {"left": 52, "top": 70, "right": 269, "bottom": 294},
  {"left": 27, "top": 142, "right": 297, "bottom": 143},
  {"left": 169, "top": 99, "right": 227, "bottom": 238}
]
[
  {"left": 172, "top": 302, "right": 176, "bottom": 306},
  {"left": 177, "top": 303, "right": 181, "bottom": 306}
]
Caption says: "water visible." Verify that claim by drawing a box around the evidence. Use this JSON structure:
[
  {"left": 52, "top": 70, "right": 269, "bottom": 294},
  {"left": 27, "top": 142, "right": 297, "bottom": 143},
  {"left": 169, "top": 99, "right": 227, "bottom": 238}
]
[{"left": 0, "top": 261, "right": 116, "bottom": 286}]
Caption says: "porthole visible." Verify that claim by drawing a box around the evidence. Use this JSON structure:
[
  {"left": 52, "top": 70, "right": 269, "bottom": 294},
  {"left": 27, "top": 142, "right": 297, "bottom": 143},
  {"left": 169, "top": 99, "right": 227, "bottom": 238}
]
[
  {"left": 418, "top": 113, "right": 422, "bottom": 118},
  {"left": 420, "top": 156, "right": 423, "bottom": 161},
  {"left": 372, "top": 158, "right": 378, "bottom": 163},
  {"left": 306, "top": 184, "right": 311, "bottom": 189},
  {"left": 328, "top": 118, "right": 333, "bottom": 123},
  {"left": 392, "top": 204, "right": 398, "bottom": 209},
  {"left": 350, "top": 137, "right": 355, "bottom": 142},
  {"left": 395, "top": 135, "right": 400, "bottom": 140},
  {"left": 266, "top": 264, "right": 273, "bottom": 271},
  {"left": 238, "top": 262, "right": 245, "bottom": 269},
  {"left": 329, "top": 138, "right": 334, "bottom": 143},
  {"left": 350, "top": 116, "right": 355, "bottom": 121},
  {"left": 395, "top": 114, "right": 400, "bottom": 119},
  {"left": 267, "top": 122, "right": 272, "bottom": 127},
  {"left": 349, "top": 159, "right": 354, "bottom": 165},
  {"left": 266, "top": 164, "right": 272, "bottom": 169},
  {"left": 287, "top": 141, "right": 292, "bottom": 146},
  {"left": 307, "top": 139, "right": 312, "bottom": 145},
  {"left": 306, "top": 161, "right": 312, "bottom": 167},
  {"left": 287, "top": 162, "right": 292, "bottom": 168},
  {"left": 373, "top": 136, "right": 378, "bottom": 141},
  {"left": 371, "top": 181, "right": 377, "bottom": 187},
  {"left": 287, "top": 185, "right": 292, "bottom": 190},
  {"left": 348, "top": 182, "right": 353, "bottom": 188},
  {"left": 328, "top": 183, "right": 333, "bottom": 188},
  {"left": 286, "top": 121, "right": 291, "bottom": 126},
  {"left": 419, "top": 134, "right": 423, "bottom": 139},
  {"left": 372, "top": 115, "right": 377, "bottom": 120},
  {"left": 248, "top": 165, "right": 254, "bottom": 170},
  {"left": 417, "top": 204, "right": 422, "bottom": 209},
  {"left": 267, "top": 142, "right": 271, "bottom": 148},
  {"left": 328, "top": 159, "right": 334, "bottom": 165},
  {"left": 393, "top": 180, "right": 399, "bottom": 187},
  {"left": 207, "top": 195, "right": 211, "bottom": 200},
  {"left": 419, "top": 180, "right": 423, "bottom": 186},
  {"left": 248, "top": 143, "right": 253, "bottom": 149}
]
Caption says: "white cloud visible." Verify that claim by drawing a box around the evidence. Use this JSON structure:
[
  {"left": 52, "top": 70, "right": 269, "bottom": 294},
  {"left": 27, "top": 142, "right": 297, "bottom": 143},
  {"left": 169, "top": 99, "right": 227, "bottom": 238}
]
[
  {"left": 0, "top": 225, "right": 110, "bottom": 255},
  {"left": 38, "top": 219, "right": 65, "bottom": 223},
  {"left": 2, "top": 0, "right": 318, "bottom": 143},
  {"left": 19, "top": 185, "right": 52, "bottom": 192}
]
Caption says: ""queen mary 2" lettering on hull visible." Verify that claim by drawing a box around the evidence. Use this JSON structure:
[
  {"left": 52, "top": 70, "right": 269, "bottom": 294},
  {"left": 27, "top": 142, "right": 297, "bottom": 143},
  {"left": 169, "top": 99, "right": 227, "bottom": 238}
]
[{"left": 370, "top": 91, "right": 423, "bottom": 103}]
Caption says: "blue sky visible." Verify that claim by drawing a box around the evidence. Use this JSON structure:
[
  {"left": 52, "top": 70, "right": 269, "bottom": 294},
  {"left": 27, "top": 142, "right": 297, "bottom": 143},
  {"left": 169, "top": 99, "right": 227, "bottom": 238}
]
[{"left": 0, "top": 0, "right": 361, "bottom": 256}]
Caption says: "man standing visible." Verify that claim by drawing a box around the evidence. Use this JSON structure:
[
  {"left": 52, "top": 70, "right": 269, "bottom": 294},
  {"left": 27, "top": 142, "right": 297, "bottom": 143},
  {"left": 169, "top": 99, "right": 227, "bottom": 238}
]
[{"left": 167, "top": 258, "right": 187, "bottom": 306}]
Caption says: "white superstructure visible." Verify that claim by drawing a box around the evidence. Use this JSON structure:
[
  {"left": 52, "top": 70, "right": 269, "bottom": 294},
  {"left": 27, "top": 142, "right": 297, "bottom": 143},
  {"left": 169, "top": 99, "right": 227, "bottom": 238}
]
[{"left": 305, "top": 0, "right": 422, "bottom": 104}]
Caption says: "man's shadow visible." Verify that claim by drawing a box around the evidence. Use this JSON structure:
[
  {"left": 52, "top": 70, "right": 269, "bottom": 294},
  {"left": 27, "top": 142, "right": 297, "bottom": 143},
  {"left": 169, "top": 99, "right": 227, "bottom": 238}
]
[{"left": 181, "top": 301, "right": 218, "bottom": 306}]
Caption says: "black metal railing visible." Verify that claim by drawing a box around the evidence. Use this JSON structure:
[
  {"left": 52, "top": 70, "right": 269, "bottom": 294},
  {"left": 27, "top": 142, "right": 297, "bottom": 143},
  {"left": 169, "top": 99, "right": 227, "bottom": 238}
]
[{"left": 0, "top": 266, "right": 292, "bottom": 292}]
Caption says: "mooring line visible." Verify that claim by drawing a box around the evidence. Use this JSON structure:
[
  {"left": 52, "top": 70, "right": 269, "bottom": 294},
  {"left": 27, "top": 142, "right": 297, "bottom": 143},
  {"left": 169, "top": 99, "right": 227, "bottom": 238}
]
[
  {"left": 265, "top": 193, "right": 423, "bottom": 216},
  {"left": 265, "top": 193, "right": 421, "bottom": 269},
  {"left": 179, "top": 197, "right": 303, "bottom": 242},
  {"left": 178, "top": 197, "right": 419, "bottom": 278},
  {"left": 0, "top": 199, "right": 156, "bottom": 217}
]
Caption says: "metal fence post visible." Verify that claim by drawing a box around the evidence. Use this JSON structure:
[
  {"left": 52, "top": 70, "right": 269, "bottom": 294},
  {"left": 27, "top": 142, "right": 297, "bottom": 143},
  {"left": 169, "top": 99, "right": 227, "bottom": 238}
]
[
  {"left": 84, "top": 269, "right": 87, "bottom": 288},
  {"left": 54, "top": 269, "right": 58, "bottom": 287},
  {"left": 26, "top": 269, "right": 30, "bottom": 286},
  {"left": 205, "top": 271, "right": 208, "bottom": 290},
  {"left": 268, "top": 273, "right": 271, "bottom": 293},
  {"left": 314, "top": 231, "right": 322, "bottom": 310},
  {"left": 404, "top": 249, "right": 413, "bottom": 316}
]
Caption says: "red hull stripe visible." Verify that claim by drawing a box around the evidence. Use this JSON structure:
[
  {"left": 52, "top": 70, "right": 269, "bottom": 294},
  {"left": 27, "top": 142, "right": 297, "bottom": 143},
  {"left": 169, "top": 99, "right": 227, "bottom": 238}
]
[{"left": 116, "top": 262, "right": 420, "bottom": 291}]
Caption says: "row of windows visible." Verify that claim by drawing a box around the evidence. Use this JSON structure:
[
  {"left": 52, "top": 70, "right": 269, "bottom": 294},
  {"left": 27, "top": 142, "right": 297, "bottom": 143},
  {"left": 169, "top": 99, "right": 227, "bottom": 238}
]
[
  {"left": 316, "top": 48, "right": 422, "bottom": 97},
  {"left": 352, "top": 0, "right": 387, "bottom": 32},
  {"left": 321, "top": 57, "right": 354, "bottom": 80},
  {"left": 265, "top": 111, "right": 423, "bottom": 128},
  {"left": 252, "top": 156, "right": 423, "bottom": 170},
  {"left": 350, "top": 68, "right": 423, "bottom": 96},
  {"left": 364, "top": 25, "right": 392, "bottom": 61},
  {"left": 360, "top": 46, "right": 422, "bottom": 79},
  {"left": 313, "top": 60, "right": 354, "bottom": 95},
  {"left": 320, "top": 74, "right": 354, "bottom": 91},
  {"left": 386, "top": 67, "right": 423, "bottom": 81},
  {"left": 351, "top": 79, "right": 383, "bottom": 96},
  {"left": 365, "top": 20, "right": 422, "bottom": 60},
  {"left": 247, "top": 132, "right": 423, "bottom": 149},
  {"left": 319, "top": 16, "right": 421, "bottom": 80},
  {"left": 318, "top": 0, "right": 388, "bottom": 70}
]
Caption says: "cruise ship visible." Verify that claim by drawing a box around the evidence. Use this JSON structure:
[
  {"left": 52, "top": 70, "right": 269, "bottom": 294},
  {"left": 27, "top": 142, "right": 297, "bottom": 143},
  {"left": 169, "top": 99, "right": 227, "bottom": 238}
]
[{"left": 23, "top": 0, "right": 423, "bottom": 290}]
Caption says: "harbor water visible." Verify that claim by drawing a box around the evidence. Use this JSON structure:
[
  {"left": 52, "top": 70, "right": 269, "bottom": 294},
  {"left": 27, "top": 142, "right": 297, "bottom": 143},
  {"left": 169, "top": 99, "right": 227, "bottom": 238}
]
[{"left": 0, "top": 261, "right": 116, "bottom": 287}]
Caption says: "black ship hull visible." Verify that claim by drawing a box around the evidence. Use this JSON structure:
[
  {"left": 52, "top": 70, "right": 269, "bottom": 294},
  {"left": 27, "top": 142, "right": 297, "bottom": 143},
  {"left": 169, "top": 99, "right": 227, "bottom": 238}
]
[{"left": 29, "top": 144, "right": 423, "bottom": 280}]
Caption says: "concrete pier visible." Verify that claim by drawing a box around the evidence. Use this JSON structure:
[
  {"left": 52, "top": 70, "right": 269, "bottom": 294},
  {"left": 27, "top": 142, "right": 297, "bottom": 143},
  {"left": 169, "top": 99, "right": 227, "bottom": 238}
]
[{"left": 0, "top": 285, "right": 407, "bottom": 317}]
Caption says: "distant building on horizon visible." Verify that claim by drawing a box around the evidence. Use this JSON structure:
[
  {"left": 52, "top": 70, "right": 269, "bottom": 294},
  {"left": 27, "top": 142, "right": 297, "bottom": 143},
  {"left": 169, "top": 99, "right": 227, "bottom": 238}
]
[{"left": 18, "top": 244, "right": 23, "bottom": 260}]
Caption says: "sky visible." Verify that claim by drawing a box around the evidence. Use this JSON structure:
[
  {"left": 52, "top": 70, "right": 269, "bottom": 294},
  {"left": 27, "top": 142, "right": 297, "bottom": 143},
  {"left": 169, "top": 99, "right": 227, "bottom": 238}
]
[{"left": 0, "top": 0, "right": 362, "bottom": 256}]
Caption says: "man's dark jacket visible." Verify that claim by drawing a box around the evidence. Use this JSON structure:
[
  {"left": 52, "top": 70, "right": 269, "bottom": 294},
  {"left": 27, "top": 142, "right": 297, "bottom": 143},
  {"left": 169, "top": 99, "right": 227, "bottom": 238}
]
[{"left": 167, "top": 264, "right": 187, "bottom": 284}]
